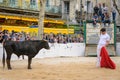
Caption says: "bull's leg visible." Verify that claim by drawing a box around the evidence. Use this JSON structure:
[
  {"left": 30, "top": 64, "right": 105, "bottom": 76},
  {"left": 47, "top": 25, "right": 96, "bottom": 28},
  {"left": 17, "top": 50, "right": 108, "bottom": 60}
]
[
  {"left": 6, "top": 54, "right": 12, "bottom": 70},
  {"left": 28, "top": 57, "right": 32, "bottom": 69}
]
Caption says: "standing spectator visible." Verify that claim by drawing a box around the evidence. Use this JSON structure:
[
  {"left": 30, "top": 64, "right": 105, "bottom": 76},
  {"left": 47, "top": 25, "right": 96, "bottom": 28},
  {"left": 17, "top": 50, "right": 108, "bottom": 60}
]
[
  {"left": 111, "top": 4, "right": 116, "bottom": 21},
  {"left": 26, "top": 34, "right": 31, "bottom": 40},
  {"left": 49, "top": 36, "right": 54, "bottom": 43},
  {"left": 43, "top": 33, "right": 46, "bottom": 40},
  {"left": 102, "top": 3, "right": 108, "bottom": 14},
  {"left": 49, "top": 33, "right": 54, "bottom": 43},
  {"left": 11, "top": 33, "right": 17, "bottom": 41},
  {"left": 94, "top": 5, "right": 99, "bottom": 15},
  {"left": 54, "top": 37, "right": 58, "bottom": 43},
  {"left": 98, "top": 3, "right": 102, "bottom": 20},
  {"left": 3, "top": 30, "right": 10, "bottom": 40},
  {"left": 102, "top": 3, "right": 108, "bottom": 22},
  {"left": 16, "top": 34, "right": 21, "bottom": 41},
  {"left": 10, "top": 30, "right": 16, "bottom": 41},
  {"left": 19, "top": 34, "right": 25, "bottom": 41},
  {"left": 80, "top": 36, "right": 84, "bottom": 42}
]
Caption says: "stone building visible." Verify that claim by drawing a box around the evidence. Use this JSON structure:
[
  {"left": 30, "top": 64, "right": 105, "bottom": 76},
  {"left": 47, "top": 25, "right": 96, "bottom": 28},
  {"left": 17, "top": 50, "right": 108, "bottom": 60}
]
[
  {"left": 0, "top": 0, "right": 69, "bottom": 34},
  {"left": 0, "top": 1, "right": 63, "bottom": 23},
  {"left": 61, "top": 0, "right": 111, "bottom": 23},
  {"left": 0, "top": 0, "right": 119, "bottom": 33},
  {"left": 0, "top": 0, "right": 114, "bottom": 24}
]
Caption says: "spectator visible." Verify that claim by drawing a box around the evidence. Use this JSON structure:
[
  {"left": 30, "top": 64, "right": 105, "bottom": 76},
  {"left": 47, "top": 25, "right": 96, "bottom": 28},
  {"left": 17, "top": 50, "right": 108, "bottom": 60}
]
[
  {"left": 102, "top": 3, "right": 108, "bottom": 22},
  {"left": 26, "top": 34, "right": 31, "bottom": 40},
  {"left": 0, "top": 31, "right": 4, "bottom": 43},
  {"left": 103, "top": 13, "right": 111, "bottom": 27},
  {"left": 0, "top": 30, "right": 84, "bottom": 43},
  {"left": 49, "top": 36, "right": 54, "bottom": 43},
  {"left": 31, "top": 36, "right": 37, "bottom": 40},
  {"left": 19, "top": 34, "right": 25, "bottom": 41},
  {"left": 80, "top": 36, "right": 84, "bottom": 42},
  {"left": 94, "top": 5, "right": 99, "bottom": 15},
  {"left": 92, "top": 13, "right": 98, "bottom": 27},
  {"left": 3, "top": 30, "right": 10, "bottom": 40},
  {"left": 111, "top": 4, "right": 116, "bottom": 21},
  {"left": 102, "top": 3, "right": 108, "bottom": 14},
  {"left": 98, "top": 3, "right": 102, "bottom": 20},
  {"left": 16, "top": 34, "right": 21, "bottom": 41},
  {"left": 11, "top": 33, "right": 17, "bottom": 41}
]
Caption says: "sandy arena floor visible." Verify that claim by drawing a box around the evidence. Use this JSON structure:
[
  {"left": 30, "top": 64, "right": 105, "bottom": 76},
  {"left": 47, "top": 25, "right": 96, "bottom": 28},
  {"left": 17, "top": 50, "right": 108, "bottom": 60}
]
[{"left": 0, "top": 57, "right": 120, "bottom": 80}]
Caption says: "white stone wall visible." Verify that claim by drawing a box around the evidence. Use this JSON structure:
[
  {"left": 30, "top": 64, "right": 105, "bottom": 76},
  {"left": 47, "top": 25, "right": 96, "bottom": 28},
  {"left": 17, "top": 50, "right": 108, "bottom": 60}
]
[{"left": 0, "top": 43, "right": 85, "bottom": 60}]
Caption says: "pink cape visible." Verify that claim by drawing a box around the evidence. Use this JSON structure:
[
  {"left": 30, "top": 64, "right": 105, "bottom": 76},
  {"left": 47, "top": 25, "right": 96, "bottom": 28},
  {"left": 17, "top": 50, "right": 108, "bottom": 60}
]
[{"left": 100, "top": 47, "right": 116, "bottom": 69}]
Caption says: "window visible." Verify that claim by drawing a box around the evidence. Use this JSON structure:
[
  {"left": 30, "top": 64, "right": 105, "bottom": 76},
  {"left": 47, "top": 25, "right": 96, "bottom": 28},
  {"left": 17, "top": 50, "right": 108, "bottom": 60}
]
[
  {"left": 10, "top": 0, "right": 16, "bottom": 5},
  {"left": 46, "top": 0, "right": 49, "bottom": 7},
  {"left": 64, "top": 1, "right": 70, "bottom": 14},
  {"left": 87, "top": 1, "right": 93, "bottom": 13},
  {"left": 117, "top": 0, "right": 120, "bottom": 7},
  {"left": 30, "top": 0, "right": 36, "bottom": 5},
  {"left": 0, "top": 0, "right": 3, "bottom": 3}
]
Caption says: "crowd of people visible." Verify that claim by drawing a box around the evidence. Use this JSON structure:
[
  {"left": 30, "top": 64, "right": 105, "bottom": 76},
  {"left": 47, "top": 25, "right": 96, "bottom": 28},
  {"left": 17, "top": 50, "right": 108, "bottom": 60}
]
[
  {"left": 92, "top": 3, "right": 116, "bottom": 27},
  {"left": 43, "top": 33, "right": 84, "bottom": 43},
  {"left": 0, "top": 30, "right": 84, "bottom": 44},
  {"left": 0, "top": 30, "right": 33, "bottom": 43}
]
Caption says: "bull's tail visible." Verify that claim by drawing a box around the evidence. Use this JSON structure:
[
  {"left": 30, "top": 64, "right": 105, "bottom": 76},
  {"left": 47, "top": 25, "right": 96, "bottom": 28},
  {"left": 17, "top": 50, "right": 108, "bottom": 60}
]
[{"left": 2, "top": 47, "right": 5, "bottom": 69}]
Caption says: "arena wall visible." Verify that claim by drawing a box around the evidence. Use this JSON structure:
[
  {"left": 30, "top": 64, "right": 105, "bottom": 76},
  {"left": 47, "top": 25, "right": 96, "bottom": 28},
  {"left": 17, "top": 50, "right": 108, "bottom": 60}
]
[{"left": 0, "top": 43, "right": 85, "bottom": 60}]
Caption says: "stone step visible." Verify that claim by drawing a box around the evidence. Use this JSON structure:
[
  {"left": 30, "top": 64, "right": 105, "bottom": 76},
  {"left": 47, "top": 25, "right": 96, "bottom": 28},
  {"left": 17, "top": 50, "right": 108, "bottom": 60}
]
[{"left": 85, "top": 45, "right": 116, "bottom": 56}]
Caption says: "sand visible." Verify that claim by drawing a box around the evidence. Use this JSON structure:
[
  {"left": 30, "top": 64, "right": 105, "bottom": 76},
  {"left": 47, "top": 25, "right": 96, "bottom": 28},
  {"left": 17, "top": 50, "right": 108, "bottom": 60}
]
[{"left": 0, "top": 57, "right": 120, "bottom": 80}]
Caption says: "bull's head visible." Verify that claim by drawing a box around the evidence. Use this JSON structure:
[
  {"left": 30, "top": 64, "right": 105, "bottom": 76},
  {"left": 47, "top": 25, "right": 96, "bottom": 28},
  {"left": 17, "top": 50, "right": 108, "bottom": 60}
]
[{"left": 41, "top": 40, "right": 50, "bottom": 50}]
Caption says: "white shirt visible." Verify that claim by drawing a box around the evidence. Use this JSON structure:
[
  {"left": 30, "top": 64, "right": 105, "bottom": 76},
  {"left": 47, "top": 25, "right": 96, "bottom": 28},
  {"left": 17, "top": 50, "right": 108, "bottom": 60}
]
[
  {"left": 102, "top": 7, "right": 108, "bottom": 14},
  {"left": 111, "top": 6, "right": 116, "bottom": 13},
  {"left": 98, "top": 33, "right": 110, "bottom": 45}
]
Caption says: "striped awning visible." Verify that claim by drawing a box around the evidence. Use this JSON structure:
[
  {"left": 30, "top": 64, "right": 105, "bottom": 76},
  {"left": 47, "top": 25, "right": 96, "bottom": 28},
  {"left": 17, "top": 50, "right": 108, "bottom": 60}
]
[{"left": 0, "top": 14, "right": 65, "bottom": 24}]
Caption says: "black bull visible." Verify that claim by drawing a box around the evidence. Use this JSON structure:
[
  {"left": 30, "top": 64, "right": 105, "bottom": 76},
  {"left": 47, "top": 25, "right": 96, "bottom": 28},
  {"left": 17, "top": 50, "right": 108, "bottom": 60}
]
[{"left": 2, "top": 40, "right": 50, "bottom": 70}]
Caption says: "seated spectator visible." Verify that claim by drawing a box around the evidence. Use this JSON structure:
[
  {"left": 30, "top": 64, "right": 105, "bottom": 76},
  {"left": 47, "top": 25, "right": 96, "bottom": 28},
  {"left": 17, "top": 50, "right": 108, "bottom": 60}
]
[
  {"left": 11, "top": 34, "right": 17, "bottom": 41},
  {"left": 80, "top": 36, "right": 84, "bottom": 42},
  {"left": 92, "top": 13, "right": 98, "bottom": 27},
  {"left": 103, "top": 13, "right": 111, "bottom": 27},
  {"left": 19, "top": 34, "right": 25, "bottom": 41},
  {"left": 49, "top": 36, "right": 54, "bottom": 43}
]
